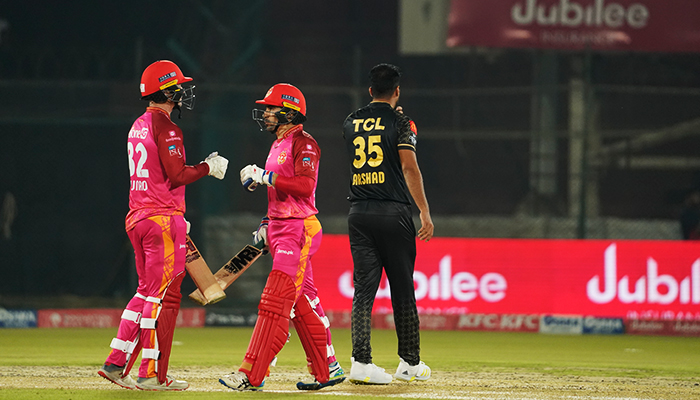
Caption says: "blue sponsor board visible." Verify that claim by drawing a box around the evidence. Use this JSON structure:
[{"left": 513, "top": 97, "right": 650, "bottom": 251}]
[
  {"left": 539, "top": 315, "right": 583, "bottom": 335},
  {"left": 0, "top": 308, "right": 37, "bottom": 328},
  {"left": 205, "top": 309, "right": 258, "bottom": 327},
  {"left": 583, "top": 316, "right": 625, "bottom": 335}
]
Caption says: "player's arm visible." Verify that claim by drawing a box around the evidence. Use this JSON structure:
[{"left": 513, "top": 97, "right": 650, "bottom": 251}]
[
  {"left": 397, "top": 113, "right": 433, "bottom": 241},
  {"left": 276, "top": 136, "right": 320, "bottom": 197},
  {"left": 155, "top": 126, "right": 208, "bottom": 188},
  {"left": 400, "top": 149, "right": 433, "bottom": 241},
  {"left": 243, "top": 136, "right": 318, "bottom": 197}
]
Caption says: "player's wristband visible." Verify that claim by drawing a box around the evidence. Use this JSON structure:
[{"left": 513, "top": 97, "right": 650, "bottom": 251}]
[{"left": 261, "top": 170, "right": 274, "bottom": 186}]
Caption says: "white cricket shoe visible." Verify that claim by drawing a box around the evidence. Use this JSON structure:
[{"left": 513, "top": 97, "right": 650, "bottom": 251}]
[
  {"left": 219, "top": 371, "right": 264, "bottom": 391},
  {"left": 394, "top": 358, "right": 431, "bottom": 382},
  {"left": 97, "top": 365, "right": 136, "bottom": 389},
  {"left": 348, "top": 357, "right": 393, "bottom": 384},
  {"left": 136, "top": 375, "right": 189, "bottom": 391}
]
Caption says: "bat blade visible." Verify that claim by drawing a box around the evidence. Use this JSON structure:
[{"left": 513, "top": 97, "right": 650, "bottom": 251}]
[
  {"left": 189, "top": 241, "right": 265, "bottom": 305},
  {"left": 184, "top": 235, "right": 227, "bottom": 306}
]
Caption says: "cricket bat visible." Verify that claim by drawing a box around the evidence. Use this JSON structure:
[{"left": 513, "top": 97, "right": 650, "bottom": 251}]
[
  {"left": 188, "top": 240, "right": 265, "bottom": 306},
  {"left": 185, "top": 235, "right": 227, "bottom": 306}
]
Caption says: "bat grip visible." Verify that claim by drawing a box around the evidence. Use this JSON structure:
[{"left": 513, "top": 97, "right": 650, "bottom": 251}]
[{"left": 243, "top": 178, "right": 257, "bottom": 192}]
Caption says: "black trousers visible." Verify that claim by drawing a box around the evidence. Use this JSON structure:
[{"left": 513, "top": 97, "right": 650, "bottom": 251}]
[{"left": 348, "top": 200, "right": 421, "bottom": 365}]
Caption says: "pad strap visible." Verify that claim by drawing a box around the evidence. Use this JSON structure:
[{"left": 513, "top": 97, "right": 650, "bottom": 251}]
[
  {"left": 140, "top": 318, "right": 157, "bottom": 329},
  {"left": 121, "top": 309, "right": 141, "bottom": 324},
  {"left": 142, "top": 348, "right": 161, "bottom": 360},
  {"left": 110, "top": 338, "right": 137, "bottom": 353}
]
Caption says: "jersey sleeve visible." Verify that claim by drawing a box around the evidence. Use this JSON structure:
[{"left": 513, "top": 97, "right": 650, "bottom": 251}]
[
  {"left": 293, "top": 132, "right": 320, "bottom": 179},
  {"left": 273, "top": 132, "right": 320, "bottom": 197},
  {"left": 396, "top": 112, "right": 418, "bottom": 152},
  {"left": 154, "top": 123, "right": 208, "bottom": 188}
]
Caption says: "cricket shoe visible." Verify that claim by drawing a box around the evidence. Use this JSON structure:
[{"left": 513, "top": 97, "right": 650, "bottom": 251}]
[
  {"left": 348, "top": 357, "right": 393, "bottom": 384},
  {"left": 135, "top": 375, "right": 189, "bottom": 391},
  {"left": 394, "top": 358, "right": 431, "bottom": 382},
  {"left": 296, "top": 361, "right": 346, "bottom": 390},
  {"left": 97, "top": 364, "right": 136, "bottom": 389},
  {"left": 219, "top": 371, "right": 264, "bottom": 391}
]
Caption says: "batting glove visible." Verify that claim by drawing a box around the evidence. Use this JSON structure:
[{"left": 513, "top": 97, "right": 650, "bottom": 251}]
[
  {"left": 185, "top": 218, "right": 191, "bottom": 234},
  {"left": 252, "top": 217, "right": 269, "bottom": 254},
  {"left": 203, "top": 152, "right": 229, "bottom": 180},
  {"left": 240, "top": 164, "right": 273, "bottom": 191}
]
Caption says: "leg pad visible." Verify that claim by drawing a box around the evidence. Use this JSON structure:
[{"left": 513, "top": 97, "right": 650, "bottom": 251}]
[
  {"left": 240, "top": 270, "right": 296, "bottom": 387},
  {"left": 292, "top": 295, "right": 330, "bottom": 383}
]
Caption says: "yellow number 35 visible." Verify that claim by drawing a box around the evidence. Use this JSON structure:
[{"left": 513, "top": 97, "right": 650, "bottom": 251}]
[{"left": 353, "top": 135, "right": 384, "bottom": 169}]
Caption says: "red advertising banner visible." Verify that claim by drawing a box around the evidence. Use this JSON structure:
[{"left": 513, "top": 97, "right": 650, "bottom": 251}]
[
  {"left": 313, "top": 235, "right": 700, "bottom": 320},
  {"left": 447, "top": 0, "right": 700, "bottom": 53}
]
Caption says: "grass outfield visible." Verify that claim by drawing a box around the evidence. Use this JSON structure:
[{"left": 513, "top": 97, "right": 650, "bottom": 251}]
[{"left": 0, "top": 327, "right": 698, "bottom": 399}]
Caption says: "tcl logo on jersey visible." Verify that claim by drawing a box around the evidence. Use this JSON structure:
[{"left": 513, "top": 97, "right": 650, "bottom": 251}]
[
  {"left": 277, "top": 150, "right": 287, "bottom": 165},
  {"left": 351, "top": 118, "right": 386, "bottom": 132}
]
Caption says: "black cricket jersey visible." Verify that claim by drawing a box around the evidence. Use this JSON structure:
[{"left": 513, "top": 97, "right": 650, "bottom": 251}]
[{"left": 342, "top": 102, "right": 418, "bottom": 204}]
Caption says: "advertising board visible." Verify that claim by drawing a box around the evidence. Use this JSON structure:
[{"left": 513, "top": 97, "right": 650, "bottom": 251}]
[{"left": 313, "top": 235, "right": 700, "bottom": 320}]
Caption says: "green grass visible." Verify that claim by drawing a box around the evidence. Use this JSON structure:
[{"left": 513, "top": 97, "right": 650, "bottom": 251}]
[{"left": 0, "top": 327, "right": 699, "bottom": 399}]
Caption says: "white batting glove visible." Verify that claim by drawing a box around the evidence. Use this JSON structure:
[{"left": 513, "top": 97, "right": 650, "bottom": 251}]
[
  {"left": 252, "top": 217, "right": 269, "bottom": 254},
  {"left": 203, "top": 152, "right": 229, "bottom": 180},
  {"left": 240, "top": 164, "right": 273, "bottom": 191},
  {"left": 184, "top": 218, "right": 191, "bottom": 234}
]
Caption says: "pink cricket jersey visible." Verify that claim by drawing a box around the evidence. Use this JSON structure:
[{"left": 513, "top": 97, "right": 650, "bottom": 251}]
[
  {"left": 265, "top": 124, "right": 320, "bottom": 219},
  {"left": 125, "top": 108, "right": 189, "bottom": 231}
]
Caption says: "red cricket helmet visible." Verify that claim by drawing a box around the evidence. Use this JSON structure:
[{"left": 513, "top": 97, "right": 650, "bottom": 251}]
[
  {"left": 256, "top": 83, "right": 306, "bottom": 116},
  {"left": 140, "top": 60, "right": 193, "bottom": 98}
]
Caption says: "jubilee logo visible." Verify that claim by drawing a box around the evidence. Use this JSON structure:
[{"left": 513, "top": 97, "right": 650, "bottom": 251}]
[
  {"left": 511, "top": 0, "right": 649, "bottom": 29},
  {"left": 587, "top": 244, "right": 700, "bottom": 305},
  {"left": 338, "top": 255, "right": 507, "bottom": 303}
]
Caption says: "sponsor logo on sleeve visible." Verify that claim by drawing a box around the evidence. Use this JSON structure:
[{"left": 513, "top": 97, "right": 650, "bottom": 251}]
[
  {"left": 302, "top": 156, "right": 315, "bottom": 170},
  {"left": 168, "top": 145, "right": 182, "bottom": 158}
]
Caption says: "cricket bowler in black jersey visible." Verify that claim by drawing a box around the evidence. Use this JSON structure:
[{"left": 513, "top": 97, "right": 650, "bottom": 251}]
[{"left": 342, "top": 63, "right": 433, "bottom": 384}]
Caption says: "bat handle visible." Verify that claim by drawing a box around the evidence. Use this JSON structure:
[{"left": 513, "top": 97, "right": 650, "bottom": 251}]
[{"left": 243, "top": 178, "right": 257, "bottom": 192}]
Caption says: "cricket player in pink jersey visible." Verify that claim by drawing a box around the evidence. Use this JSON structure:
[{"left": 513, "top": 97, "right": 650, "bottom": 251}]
[
  {"left": 98, "top": 60, "right": 229, "bottom": 391},
  {"left": 219, "top": 84, "right": 345, "bottom": 391}
]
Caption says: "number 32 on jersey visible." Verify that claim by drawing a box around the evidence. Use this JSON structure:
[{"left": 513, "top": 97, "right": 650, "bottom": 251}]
[{"left": 128, "top": 142, "right": 150, "bottom": 191}]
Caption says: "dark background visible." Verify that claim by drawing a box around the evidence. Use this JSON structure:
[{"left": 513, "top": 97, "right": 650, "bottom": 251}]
[{"left": 2, "top": 0, "right": 700, "bottom": 301}]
